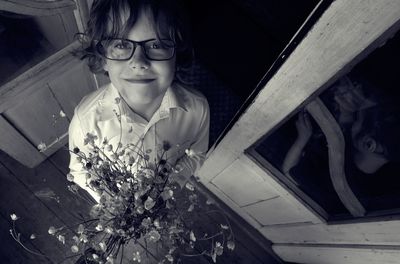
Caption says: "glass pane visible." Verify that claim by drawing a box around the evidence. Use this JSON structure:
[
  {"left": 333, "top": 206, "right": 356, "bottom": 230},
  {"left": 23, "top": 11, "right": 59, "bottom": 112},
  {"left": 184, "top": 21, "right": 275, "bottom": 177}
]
[
  {"left": 0, "top": 11, "right": 78, "bottom": 86},
  {"left": 256, "top": 110, "right": 351, "bottom": 217},
  {"left": 255, "top": 29, "right": 400, "bottom": 219}
]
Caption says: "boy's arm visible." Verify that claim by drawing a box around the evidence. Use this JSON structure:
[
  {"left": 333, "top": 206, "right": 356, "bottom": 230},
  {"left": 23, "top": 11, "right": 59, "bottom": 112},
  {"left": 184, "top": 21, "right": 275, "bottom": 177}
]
[
  {"left": 172, "top": 100, "right": 210, "bottom": 187},
  {"left": 69, "top": 112, "right": 101, "bottom": 203},
  {"left": 282, "top": 112, "right": 312, "bottom": 176}
]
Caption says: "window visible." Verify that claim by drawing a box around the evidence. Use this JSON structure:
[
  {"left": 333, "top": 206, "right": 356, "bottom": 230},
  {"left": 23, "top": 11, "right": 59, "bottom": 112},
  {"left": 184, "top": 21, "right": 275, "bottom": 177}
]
[{"left": 249, "top": 30, "right": 400, "bottom": 221}]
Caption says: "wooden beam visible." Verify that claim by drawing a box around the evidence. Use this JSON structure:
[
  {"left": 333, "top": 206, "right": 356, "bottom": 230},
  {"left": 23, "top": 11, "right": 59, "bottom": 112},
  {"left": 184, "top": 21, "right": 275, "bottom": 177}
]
[
  {"left": 260, "top": 219, "right": 400, "bottom": 246},
  {"left": 273, "top": 243, "right": 400, "bottom": 264}
]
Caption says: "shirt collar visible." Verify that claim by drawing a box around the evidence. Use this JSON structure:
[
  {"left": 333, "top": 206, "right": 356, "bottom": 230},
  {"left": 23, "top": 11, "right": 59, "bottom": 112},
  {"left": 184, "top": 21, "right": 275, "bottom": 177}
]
[{"left": 97, "top": 82, "right": 188, "bottom": 122}]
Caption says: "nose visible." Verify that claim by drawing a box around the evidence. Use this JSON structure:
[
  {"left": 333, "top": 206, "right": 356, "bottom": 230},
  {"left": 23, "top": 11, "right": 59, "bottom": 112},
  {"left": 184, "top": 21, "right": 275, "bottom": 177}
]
[{"left": 128, "top": 46, "right": 150, "bottom": 70}]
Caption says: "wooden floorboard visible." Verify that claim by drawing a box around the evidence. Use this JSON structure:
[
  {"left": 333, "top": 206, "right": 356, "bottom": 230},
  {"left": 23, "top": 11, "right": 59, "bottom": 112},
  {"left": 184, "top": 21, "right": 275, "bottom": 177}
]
[{"left": 0, "top": 154, "right": 68, "bottom": 263}]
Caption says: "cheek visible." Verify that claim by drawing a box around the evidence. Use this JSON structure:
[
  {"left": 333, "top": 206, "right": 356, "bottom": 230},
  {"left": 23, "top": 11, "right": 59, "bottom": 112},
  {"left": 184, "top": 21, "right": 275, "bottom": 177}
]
[
  {"left": 158, "top": 59, "right": 176, "bottom": 81},
  {"left": 103, "top": 61, "right": 125, "bottom": 77}
]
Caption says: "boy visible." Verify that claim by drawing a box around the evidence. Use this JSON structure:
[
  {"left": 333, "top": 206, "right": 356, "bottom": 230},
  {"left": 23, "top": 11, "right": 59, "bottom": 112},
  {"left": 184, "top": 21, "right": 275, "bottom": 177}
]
[{"left": 69, "top": 0, "right": 210, "bottom": 201}]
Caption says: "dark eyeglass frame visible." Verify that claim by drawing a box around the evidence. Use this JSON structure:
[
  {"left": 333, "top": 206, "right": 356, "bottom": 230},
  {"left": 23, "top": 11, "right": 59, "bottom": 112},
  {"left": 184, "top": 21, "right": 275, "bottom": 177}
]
[{"left": 96, "top": 38, "right": 176, "bottom": 61}]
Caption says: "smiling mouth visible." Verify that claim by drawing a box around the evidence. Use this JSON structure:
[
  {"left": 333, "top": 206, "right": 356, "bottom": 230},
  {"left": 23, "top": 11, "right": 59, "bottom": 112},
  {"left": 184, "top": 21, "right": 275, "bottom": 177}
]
[{"left": 124, "top": 78, "right": 155, "bottom": 84}]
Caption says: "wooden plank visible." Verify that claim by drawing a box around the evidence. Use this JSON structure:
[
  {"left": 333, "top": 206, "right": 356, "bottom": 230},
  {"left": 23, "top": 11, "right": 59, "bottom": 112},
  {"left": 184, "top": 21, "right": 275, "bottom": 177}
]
[
  {"left": 0, "top": 115, "right": 44, "bottom": 168},
  {"left": 210, "top": 157, "right": 279, "bottom": 207},
  {"left": 272, "top": 244, "right": 400, "bottom": 264},
  {"left": 3, "top": 85, "right": 70, "bottom": 155},
  {"left": 73, "top": 0, "right": 90, "bottom": 33},
  {"left": 261, "top": 220, "right": 400, "bottom": 246},
  {"left": 243, "top": 196, "right": 314, "bottom": 226},
  {"left": 0, "top": 155, "right": 69, "bottom": 263},
  {"left": 0, "top": 150, "right": 94, "bottom": 229},
  {"left": 60, "top": 11, "right": 79, "bottom": 43},
  {"left": 198, "top": 0, "right": 400, "bottom": 183}
]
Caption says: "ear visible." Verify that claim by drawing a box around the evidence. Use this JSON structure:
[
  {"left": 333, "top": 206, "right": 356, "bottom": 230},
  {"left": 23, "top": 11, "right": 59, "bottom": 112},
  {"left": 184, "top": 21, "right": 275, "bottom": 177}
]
[{"left": 362, "top": 136, "right": 377, "bottom": 153}]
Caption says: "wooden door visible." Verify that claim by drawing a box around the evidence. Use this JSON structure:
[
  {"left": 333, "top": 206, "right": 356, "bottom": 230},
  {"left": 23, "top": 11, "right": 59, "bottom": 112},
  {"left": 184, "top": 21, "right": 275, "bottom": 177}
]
[{"left": 0, "top": 0, "right": 97, "bottom": 168}]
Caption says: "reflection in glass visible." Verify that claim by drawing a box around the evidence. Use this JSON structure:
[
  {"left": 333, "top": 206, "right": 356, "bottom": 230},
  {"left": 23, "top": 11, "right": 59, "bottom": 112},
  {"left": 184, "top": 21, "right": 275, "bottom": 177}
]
[
  {"left": 321, "top": 78, "right": 400, "bottom": 211},
  {"left": 256, "top": 30, "right": 400, "bottom": 218},
  {"left": 256, "top": 110, "right": 350, "bottom": 216}
]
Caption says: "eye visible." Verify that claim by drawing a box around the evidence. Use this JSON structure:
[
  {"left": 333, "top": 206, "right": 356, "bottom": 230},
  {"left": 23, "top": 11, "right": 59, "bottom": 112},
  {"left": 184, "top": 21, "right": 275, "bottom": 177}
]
[
  {"left": 149, "top": 42, "right": 162, "bottom": 49},
  {"left": 114, "top": 40, "right": 131, "bottom": 49}
]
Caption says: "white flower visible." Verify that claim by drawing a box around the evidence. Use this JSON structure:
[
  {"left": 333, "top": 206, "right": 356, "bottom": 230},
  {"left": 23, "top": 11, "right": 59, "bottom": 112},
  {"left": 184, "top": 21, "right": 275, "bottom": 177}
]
[
  {"left": 57, "top": 234, "right": 66, "bottom": 244},
  {"left": 185, "top": 148, "right": 196, "bottom": 157},
  {"left": 206, "top": 199, "right": 214, "bottom": 205},
  {"left": 10, "top": 213, "right": 18, "bottom": 221},
  {"left": 144, "top": 197, "right": 155, "bottom": 210},
  {"left": 105, "top": 226, "right": 114, "bottom": 234},
  {"left": 66, "top": 173, "right": 74, "bottom": 182},
  {"left": 71, "top": 245, "right": 79, "bottom": 253},
  {"left": 99, "top": 242, "right": 107, "bottom": 252},
  {"left": 106, "top": 256, "right": 115, "bottom": 264},
  {"left": 59, "top": 110, "right": 66, "bottom": 117},
  {"left": 48, "top": 226, "right": 56, "bottom": 235},
  {"left": 106, "top": 144, "right": 113, "bottom": 152},
  {"left": 95, "top": 223, "right": 104, "bottom": 231},
  {"left": 147, "top": 230, "right": 161, "bottom": 242},
  {"left": 37, "top": 142, "right": 47, "bottom": 152},
  {"left": 185, "top": 182, "right": 194, "bottom": 191},
  {"left": 143, "top": 168, "right": 154, "bottom": 179},
  {"left": 77, "top": 224, "right": 85, "bottom": 234},
  {"left": 172, "top": 164, "right": 183, "bottom": 173},
  {"left": 189, "top": 231, "right": 196, "bottom": 242},
  {"left": 153, "top": 219, "right": 161, "bottom": 228},
  {"left": 227, "top": 240, "right": 235, "bottom": 251},
  {"left": 132, "top": 251, "right": 141, "bottom": 262},
  {"left": 166, "top": 254, "right": 174, "bottom": 262},
  {"left": 220, "top": 224, "right": 229, "bottom": 230}
]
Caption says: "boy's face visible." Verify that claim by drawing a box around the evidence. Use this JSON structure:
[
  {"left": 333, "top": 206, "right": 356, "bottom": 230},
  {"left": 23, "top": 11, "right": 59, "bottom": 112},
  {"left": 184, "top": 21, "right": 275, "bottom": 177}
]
[{"left": 103, "top": 9, "right": 176, "bottom": 105}]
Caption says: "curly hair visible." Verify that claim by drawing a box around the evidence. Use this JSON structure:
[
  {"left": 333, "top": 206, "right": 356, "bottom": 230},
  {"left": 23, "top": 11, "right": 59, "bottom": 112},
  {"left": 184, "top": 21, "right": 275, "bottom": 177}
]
[{"left": 75, "top": 0, "right": 192, "bottom": 77}]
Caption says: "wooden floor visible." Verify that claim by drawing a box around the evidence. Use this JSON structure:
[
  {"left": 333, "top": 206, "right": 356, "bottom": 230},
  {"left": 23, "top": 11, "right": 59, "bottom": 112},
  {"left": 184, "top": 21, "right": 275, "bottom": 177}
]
[{"left": 0, "top": 146, "right": 283, "bottom": 264}]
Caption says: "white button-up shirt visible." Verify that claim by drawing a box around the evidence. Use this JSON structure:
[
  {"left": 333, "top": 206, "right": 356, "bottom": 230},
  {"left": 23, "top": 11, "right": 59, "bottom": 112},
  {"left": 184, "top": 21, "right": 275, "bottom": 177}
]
[{"left": 69, "top": 82, "right": 210, "bottom": 201}]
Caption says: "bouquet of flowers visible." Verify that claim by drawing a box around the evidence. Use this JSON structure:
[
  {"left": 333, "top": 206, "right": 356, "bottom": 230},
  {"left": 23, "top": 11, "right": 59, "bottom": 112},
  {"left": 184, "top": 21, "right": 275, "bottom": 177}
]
[{"left": 63, "top": 135, "right": 234, "bottom": 263}]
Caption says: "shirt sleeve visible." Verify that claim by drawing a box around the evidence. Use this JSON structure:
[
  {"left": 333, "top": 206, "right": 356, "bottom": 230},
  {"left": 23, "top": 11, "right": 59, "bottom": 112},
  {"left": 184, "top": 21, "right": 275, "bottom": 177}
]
[
  {"left": 175, "top": 98, "right": 210, "bottom": 179},
  {"left": 69, "top": 109, "right": 101, "bottom": 203}
]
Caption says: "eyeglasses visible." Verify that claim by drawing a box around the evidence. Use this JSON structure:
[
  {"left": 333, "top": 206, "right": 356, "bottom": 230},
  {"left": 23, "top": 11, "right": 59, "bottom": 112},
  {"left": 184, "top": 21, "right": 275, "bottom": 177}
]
[{"left": 96, "top": 38, "right": 176, "bottom": 61}]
